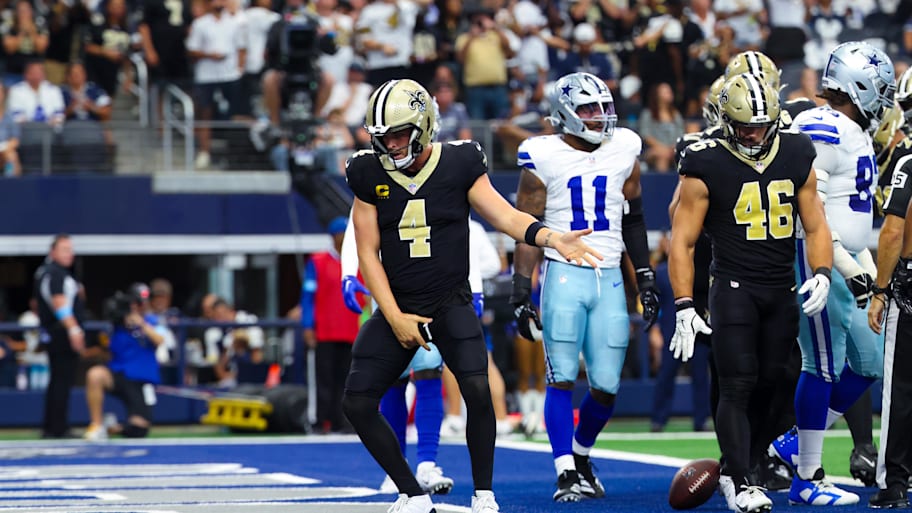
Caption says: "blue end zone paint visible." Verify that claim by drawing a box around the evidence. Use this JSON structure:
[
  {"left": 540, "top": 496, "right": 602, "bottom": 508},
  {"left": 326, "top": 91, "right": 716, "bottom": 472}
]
[{"left": 0, "top": 439, "right": 877, "bottom": 513}]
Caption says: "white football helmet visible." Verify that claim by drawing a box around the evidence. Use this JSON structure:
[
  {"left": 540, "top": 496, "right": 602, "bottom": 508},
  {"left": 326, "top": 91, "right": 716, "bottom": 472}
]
[
  {"left": 821, "top": 42, "right": 896, "bottom": 131},
  {"left": 546, "top": 72, "right": 617, "bottom": 145},
  {"left": 364, "top": 79, "right": 439, "bottom": 171}
]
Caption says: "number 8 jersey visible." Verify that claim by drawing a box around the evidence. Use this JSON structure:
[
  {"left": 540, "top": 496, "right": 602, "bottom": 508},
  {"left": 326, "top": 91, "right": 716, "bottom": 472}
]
[
  {"left": 679, "top": 132, "right": 816, "bottom": 287},
  {"left": 517, "top": 128, "right": 642, "bottom": 268},
  {"left": 792, "top": 106, "right": 877, "bottom": 253}
]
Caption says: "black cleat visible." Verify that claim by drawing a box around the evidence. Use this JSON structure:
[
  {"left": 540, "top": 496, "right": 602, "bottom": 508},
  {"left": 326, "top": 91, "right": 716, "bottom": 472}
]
[
  {"left": 573, "top": 453, "right": 605, "bottom": 498},
  {"left": 869, "top": 486, "right": 910, "bottom": 509},
  {"left": 753, "top": 452, "right": 793, "bottom": 491},
  {"left": 851, "top": 443, "right": 878, "bottom": 487},
  {"left": 553, "top": 470, "right": 582, "bottom": 502}
]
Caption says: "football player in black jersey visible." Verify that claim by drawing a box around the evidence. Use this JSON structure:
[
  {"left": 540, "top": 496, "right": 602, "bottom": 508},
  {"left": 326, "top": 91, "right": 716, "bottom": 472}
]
[
  {"left": 867, "top": 105, "right": 912, "bottom": 508},
  {"left": 669, "top": 73, "right": 833, "bottom": 512},
  {"left": 342, "top": 78, "right": 602, "bottom": 513}
]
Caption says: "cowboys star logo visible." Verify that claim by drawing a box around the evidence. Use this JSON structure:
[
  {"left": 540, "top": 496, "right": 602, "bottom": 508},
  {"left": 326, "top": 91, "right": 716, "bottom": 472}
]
[{"left": 406, "top": 89, "right": 427, "bottom": 112}]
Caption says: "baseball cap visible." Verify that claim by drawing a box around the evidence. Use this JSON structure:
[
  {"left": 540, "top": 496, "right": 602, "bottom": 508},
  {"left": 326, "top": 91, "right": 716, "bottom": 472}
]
[
  {"left": 129, "top": 282, "right": 151, "bottom": 303},
  {"left": 328, "top": 216, "right": 348, "bottom": 235},
  {"left": 573, "top": 23, "right": 597, "bottom": 44}
]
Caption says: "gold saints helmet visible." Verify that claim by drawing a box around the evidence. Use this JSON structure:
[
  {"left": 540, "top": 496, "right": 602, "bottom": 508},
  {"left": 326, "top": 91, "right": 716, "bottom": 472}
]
[
  {"left": 896, "top": 66, "right": 912, "bottom": 131},
  {"left": 702, "top": 75, "right": 726, "bottom": 127},
  {"left": 725, "top": 51, "right": 781, "bottom": 93},
  {"left": 365, "top": 79, "right": 439, "bottom": 171},
  {"left": 873, "top": 101, "right": 904, "bottom": 166},
  {"left": 719, "top": 73, "right": 781, "bottom": 159}
]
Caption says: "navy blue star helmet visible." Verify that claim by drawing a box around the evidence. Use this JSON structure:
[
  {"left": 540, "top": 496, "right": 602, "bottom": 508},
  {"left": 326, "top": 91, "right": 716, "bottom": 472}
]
[
  {"left": 546, "top": 72, "right": 617, "bottom": 144},
  {"left": 822, "top": 42, "right": 896, "bottom": 131}
]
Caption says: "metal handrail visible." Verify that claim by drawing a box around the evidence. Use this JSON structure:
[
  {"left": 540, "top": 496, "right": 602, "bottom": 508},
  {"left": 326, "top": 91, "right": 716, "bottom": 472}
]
[
  {"left": 162, "top": 84, "right": 195, "bottom": 171},
  {"left": 127, "top": 54, "right": 150, "bottom": 127}
]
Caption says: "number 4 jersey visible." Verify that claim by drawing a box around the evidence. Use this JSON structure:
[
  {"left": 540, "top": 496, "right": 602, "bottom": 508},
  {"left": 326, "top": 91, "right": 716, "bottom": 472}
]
[
  {"left": 793, "top": 106, "right": 877, "bottom": 253},
  {"left": 517, "top": 128, "right": 642, "bottom": 268},
  {"left": 346, "top": 141, "right": 486, "bottom": 316},
  {"left": 679, "top": 132, "right": 816, "bottom": 287}
]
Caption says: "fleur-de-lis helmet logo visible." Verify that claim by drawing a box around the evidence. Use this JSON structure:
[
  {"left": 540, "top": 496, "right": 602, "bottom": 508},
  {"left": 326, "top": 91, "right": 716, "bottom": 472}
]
[{"left": 406, "top": 89, "right": 427, "bottom": 112}]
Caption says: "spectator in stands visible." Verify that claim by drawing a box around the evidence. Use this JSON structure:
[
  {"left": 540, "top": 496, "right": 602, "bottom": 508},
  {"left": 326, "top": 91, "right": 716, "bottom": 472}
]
[
  {"left": 788, "top": 66, "right": 827, "bottom": 106},
  {"left": 714, "top": 0, "right": 765, "bottom": 53},
  {"left": 319, "top": 59, "right": 373, "bottom": 146},
  {"left": 313, "top": 107, "right": 354, "bottom": 175},
  {"left": 44, "top": 0, "right": 89, "bottom": 85},
  {"left": 552, "top": 23, "right": 614, "bottom": 85},
  {"left": 432, "top": 80, "right": 471, "bottom": 142},
  {"left": 9, "top": 60, "right": 64, "bottom": 126},
  {"left": 213, "top": 325, "right": 265, "bottom": 387},
  {"left": 509, "top": 0, "right": 550, "bottom": 89},
  {"left": 204, "top": 298, "right": 264, "bottom": 363},
  {"left": 803, "top": 0, "right": 847, "bottom": 70},
  {"left": 301, "top": 216, "right": 360, "bottom": 433},
  {"left": 2, "top": 0, "right": 48, "bottom": 87},
  {"left": 456, "top": 7, "right": 515, "bottom": 119},
  {"left": 236, "top": 0, "right": 279, "bottom": 118},
  {"left": 138, "top": 0, "right": 192, "bottom": 91},
  {"left": 34, "top": 233, "right": 85, "bottom": 439},
  {"left": 186, "top": 0, "right": 247, "bottom": 170},
  {"left": 631, "top": 0, "right": 684, "bottom": 108},
  {"left": 355, "top": 0, "right": 428, "bottom": 87},
  {"left": 0, "top": 84, "right": 21, "bottom": 176},
  {"left": 62, "top": 62, "right": 112, "bottom": 122},
  {"left": 638, "top": 82, "right": 683, "bottom": 172},
  {"left": 314, "top": 0, "right": 354, "bottom": 85},
  {"left": 83, "top": 0, "right": 135, "bottom": 98},
  {"left": 83, "top": 287, "right": 164, "bottom": 441},
  {"left": 430, "top": 0, "right": 467, "bottom": 67}
]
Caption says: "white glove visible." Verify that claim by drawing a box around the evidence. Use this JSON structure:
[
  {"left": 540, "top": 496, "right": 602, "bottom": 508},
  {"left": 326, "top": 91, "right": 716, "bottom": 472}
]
[
  {"left": 799, "top": 272, "right": 831, "bottom": 317},
  {"left": 669, "top": 307, "right": 712, "bottom": 363}
]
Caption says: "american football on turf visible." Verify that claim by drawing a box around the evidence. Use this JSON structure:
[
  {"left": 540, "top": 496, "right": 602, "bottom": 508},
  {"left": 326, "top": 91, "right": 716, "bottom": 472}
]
[{"left": 668, "top": 458, "right": 720, "bottom": 510}]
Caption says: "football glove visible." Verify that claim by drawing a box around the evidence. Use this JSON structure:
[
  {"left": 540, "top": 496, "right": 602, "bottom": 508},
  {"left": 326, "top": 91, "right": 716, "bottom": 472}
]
[
  {"left": 669, "top": 303, "right": 712, "bottom": 363},
  {"left": 798, "top": 271, "right": 830, "bottom": 317},
  {"left": 510, "top": 274, "right": 542, "bottom": 341},
  {"left": 636, "top": 267, "right": 660, "bottom": 331},
  {"left": 892, "top": 258, "right": 912, "bottom": 315},
  {"left": 341, "top": 275, "right": 370, "bottom": 314},
  {"left": 472, "top": 292, "right": 484, "bottom": 319},
  {"left": 845, "top": 272, "right": 875, "bottom": 309}
]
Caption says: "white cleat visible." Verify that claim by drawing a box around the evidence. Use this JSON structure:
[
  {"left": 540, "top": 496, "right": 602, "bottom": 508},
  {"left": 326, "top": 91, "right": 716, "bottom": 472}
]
[
  {"left": 471, "top": 490, "right": 499, "bottom": 513},
  {"left": 387, "top": 493, "right": 436, "bottom": 513},
  {"left": 440, "top": 414, "right": 465, "bottom": 438},
  {"left": 416, "top": 462, "right": 454, "bottom": 495},
  {"left": 735, "top": 485, "right": 773, "bottom": 512},
  {"left": 719, "top": 475, "right": 738, "bottom": 511},
  {"left": 788, "top": 468, "right": 859, "bottom": 506}
]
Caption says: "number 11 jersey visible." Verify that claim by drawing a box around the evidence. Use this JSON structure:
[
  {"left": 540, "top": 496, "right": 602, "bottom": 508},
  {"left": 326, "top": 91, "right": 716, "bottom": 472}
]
[{"left": 517, "top": 128, "right": 642, "bottom": 268}]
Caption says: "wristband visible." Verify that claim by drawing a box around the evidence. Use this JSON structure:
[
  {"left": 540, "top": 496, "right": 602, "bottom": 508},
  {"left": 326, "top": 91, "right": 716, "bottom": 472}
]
[
  {"left": 813, "top": 267, "right": 832, "bottom": 282},
  {"left": 674, "top": 297, "right": 694, "bottom": 311},
  {"left": 68, "top": 326, "right": 83, "bottom": 336},
  {"left": 54, "top": 306, "right": 73, "bottom": 321},
  {"left": 524, "top": 221, "right": 546, "bottom": 247},
  {"left": 873, "top": 285, "right": 889, "bottom": 295}
]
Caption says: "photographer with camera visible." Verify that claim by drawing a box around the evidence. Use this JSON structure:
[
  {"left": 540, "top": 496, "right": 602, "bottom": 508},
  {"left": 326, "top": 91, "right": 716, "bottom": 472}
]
[
  {"left": 255, "top": 0, "right": 335, "bottom": 149},
  {"left": 82, "top": 285, "right": 164, "bottom": 441}
]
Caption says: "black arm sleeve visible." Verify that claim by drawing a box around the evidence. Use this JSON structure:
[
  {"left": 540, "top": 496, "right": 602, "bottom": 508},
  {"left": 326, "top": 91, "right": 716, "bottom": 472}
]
[{"left": 622, "top": 196, "right": 650, "bottom": 271}]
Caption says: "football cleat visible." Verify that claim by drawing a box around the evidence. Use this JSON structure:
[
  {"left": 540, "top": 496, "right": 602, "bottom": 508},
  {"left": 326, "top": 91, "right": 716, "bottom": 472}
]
[
  {"left": 387, "top": 493, "right": 436, "bottom": 513},
  {"left": 789, "top": 468, "right": 859, "bottom": 505},
  {"left": 553, "top": 470, "right": 582, "bottom": 502},
  {"left": 735, "top": 485, "right": 773, "bottom": 512},
  {"left": 439, "top": 415, "right": 465, "bottom": 438},
  {"left": 850, "top": 442, "right": 878, "bottom": 487},
  {"left": 719, "top": 475, "right": 738, "bottom": 511},
  {"left": 869, "top": 486, "right": 911, "bottom": 509},
  {"left": 573, "top": 453, "right": 605, "bottom": 498},
  {"left": 83, "top": 423, "right": 108, "bottom": 442},
  {"left": 471, "top": 491, "right": 500, "bottom": 513},
  {"left": 768, "top": 425, "right": 798, "bottom": 472},
  {"left": 416, "top": 462, "right": 454, "bottom": 495},
  {"left": 751, "top": 452, "right": 792, "bottom": 491}
]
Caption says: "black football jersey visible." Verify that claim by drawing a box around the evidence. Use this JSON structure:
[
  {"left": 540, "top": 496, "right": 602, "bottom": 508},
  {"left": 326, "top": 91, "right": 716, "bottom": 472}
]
[
  {"left": 679, "top": 132, "right": 816, "bottom": 287},
  {"left": 346, "top": 141, "right": 488, "bottom": 316},
  {"left": 882, "top": 138, "right": 912, "bottom": 219}
]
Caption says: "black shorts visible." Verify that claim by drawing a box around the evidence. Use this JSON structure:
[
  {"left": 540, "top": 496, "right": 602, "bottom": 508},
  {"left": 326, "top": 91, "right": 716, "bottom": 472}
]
[
  {"left": 194, "top": 80, "right": 241, "bottom": 117},
  {"left": 709, "top": 277, "right": 799, "bottom": 386},
  {"left": 345, "top": 302, "right": 487, "bottom": 399},
  {"left": 111, "top": 371, "right": 153, "bottom": 421}
]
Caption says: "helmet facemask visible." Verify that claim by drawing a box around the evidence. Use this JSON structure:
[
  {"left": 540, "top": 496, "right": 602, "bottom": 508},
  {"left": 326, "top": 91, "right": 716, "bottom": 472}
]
[
  {"left": 573, "top": 101, "right": 617, "bottom": 144},
  {"left": 368, "top": 124, "right": 424, "bottom": 170},
  {"left": 727, "top": 119, "right": 779, "bottom": 158},
  {"left": 719, "top": 73, "right": 781, "bottom": 160}
]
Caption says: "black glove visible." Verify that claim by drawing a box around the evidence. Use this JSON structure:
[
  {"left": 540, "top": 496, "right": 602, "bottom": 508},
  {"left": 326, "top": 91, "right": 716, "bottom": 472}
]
[
  {"left": 846, "top": 272, "right": 875, "bottom": 309},
  {"left": 510, "top": 274, "right": 542, "bottom": 341},
  {"left": 892, "top": 258, "right": 912, "bottom": 315},
  {"left": 636, "top": 267, "right": 660, "bottom": 331}
]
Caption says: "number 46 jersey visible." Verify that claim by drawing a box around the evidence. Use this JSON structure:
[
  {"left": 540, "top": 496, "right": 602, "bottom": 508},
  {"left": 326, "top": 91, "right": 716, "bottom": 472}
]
[
  {"left": 517, "top": 128, "right": 642, "bottom": 268},
  {"left": 792, "top": 106, "right": 877, "bottom": 253}
]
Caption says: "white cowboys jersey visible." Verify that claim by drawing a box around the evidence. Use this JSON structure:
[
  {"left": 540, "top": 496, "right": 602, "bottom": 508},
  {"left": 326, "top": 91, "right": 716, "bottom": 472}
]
[
  {"left": 793, "top": 106, "right": 877, "bottom": 253},
  {"left": 517, "top": 128, "right": 642, "bottom": 268}
]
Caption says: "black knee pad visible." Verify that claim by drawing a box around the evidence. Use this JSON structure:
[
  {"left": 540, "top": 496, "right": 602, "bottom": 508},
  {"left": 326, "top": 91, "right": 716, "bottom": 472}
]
[
  {"left": 342, "top": 393, "right": 380, "bottom": 426},
  {"left": 590, "top": 388, "right": 616, "bottom": 408},
  {"left": 122, "top": 423, "right": 149, "bottom": 438},
  {"left": 457, "top": 374, "right": 491, "bottom": 407}
]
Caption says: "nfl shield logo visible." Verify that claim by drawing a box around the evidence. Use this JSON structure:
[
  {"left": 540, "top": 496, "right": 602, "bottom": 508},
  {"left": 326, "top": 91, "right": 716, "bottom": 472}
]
[
  {"left": 755, "top": 161, "right": 764, "bottom": 172},
  {"left": 408, "top": 183, "right": 418, "bottom": 193}
]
